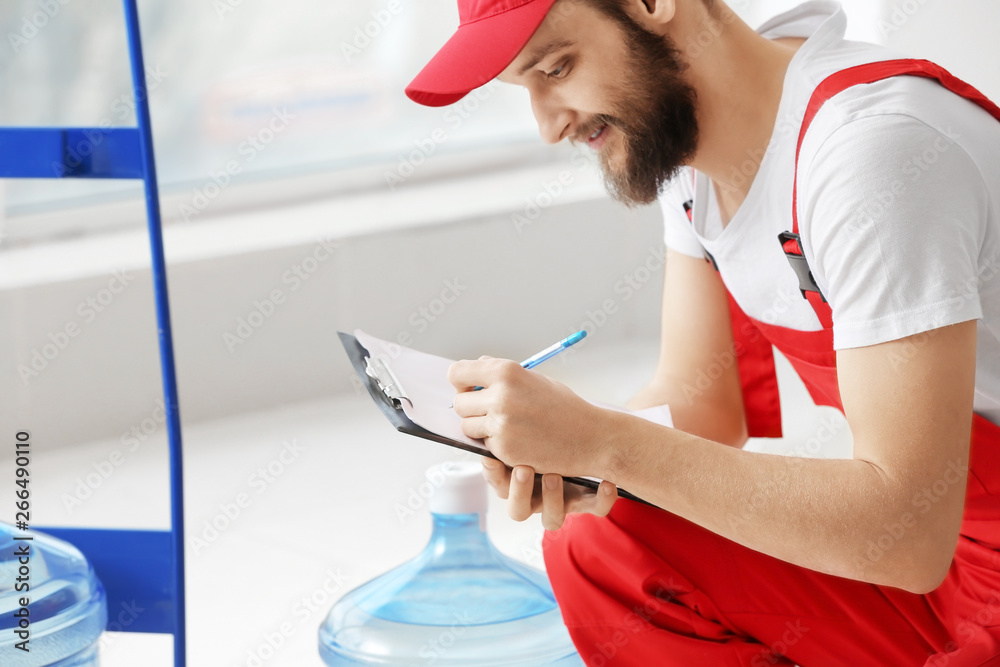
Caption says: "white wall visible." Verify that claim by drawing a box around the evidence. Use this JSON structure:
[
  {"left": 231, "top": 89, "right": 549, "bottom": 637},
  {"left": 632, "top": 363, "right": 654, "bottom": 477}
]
[
  {"left": 0, "top": 170, "right": 664, "bottom": 448},
  {"left": 736, "top": 0, "right": 1000, "bottom": 99}
]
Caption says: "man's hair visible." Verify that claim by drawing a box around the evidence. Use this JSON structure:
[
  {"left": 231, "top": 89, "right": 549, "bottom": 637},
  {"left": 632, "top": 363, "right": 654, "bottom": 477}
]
[
  {"left": 564, "top": 0, "right": 702, "bottom": 205},
  {"left": 576, "top": 0, "right": 695, "bottom": 73}
]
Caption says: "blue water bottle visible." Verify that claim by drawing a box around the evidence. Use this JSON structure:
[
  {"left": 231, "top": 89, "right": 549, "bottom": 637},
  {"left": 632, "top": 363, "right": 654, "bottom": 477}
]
[
  {"left": 318, "top": 461, "right": 583, "bottom": 665},
  {"left": 0, "top": 524, "right": 107, "bottom": 666}
]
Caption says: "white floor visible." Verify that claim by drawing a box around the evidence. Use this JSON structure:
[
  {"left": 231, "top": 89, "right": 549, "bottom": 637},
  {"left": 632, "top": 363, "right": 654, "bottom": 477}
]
[{"left": 29, "top": 339, "right": 852, "bottom": 666}]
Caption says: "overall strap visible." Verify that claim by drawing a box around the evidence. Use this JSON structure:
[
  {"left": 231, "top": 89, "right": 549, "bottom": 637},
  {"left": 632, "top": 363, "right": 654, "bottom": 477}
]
[{"left": 783, "top": 58, "right": 1000, "bottom": 330}]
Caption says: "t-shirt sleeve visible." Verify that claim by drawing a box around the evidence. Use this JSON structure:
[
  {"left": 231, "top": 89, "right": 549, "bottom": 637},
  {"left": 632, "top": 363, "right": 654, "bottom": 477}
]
[
  {"left": 798, "top": 113, "right": 988, "bottom": 350},
  {"left": 660, "top": 168, "right": 705, "bottom": 259}
]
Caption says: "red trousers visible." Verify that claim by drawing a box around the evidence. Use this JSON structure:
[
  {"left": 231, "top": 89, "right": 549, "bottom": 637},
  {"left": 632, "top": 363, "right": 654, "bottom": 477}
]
[{"left": 543, "top": 415, "right": 1000, "bottom": 666}]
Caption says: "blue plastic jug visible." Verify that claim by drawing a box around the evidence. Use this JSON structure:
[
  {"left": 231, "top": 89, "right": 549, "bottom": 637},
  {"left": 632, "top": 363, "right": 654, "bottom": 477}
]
[
  {"left": 319, "top": 461, "right": 583, "bottom": 666},
  {"left": 0, "top": 524, "right": 107, "bottom": 666}
]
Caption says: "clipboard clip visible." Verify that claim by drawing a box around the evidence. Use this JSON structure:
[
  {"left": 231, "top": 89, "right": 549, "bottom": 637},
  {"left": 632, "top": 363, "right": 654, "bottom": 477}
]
[{"left": 364, "top": 355, "right": 409, "bottom": 408}]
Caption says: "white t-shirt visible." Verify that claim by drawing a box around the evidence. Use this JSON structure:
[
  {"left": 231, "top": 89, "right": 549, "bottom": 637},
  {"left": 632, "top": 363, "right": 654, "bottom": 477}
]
[{"left": 660, "top": 0, "right": 1000, "bottom": 425}]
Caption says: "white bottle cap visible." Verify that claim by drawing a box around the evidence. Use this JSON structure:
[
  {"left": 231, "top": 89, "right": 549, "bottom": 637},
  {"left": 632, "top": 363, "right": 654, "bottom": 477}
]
[{"left": 427, "top": 461, "right": 488, "bottom": 516}]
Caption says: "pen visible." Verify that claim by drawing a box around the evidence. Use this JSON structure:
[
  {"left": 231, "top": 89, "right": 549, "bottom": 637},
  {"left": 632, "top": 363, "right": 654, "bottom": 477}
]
[
  {"left": 519, "top": 330, "right": 587, "bottom": 370},
  {"left": 458, "top": 330, "right": 588, "bottom": 397}
]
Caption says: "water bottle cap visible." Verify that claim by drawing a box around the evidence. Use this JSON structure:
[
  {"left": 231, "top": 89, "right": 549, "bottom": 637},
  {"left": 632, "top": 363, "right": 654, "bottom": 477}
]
[{"left": 427, "top": 461, "right": 488, "bottom": 516}]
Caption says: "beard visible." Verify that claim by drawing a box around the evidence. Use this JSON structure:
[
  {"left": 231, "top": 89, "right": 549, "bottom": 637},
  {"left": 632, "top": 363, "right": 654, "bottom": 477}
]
[{"left": 591, "top": 15, "right": 699, "bottom": 207}]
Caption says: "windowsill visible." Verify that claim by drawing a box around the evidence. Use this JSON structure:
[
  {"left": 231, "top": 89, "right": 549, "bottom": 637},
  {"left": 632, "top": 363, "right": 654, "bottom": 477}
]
[{"left": 0, "top": 157, "right": 607, "bottom": 290}]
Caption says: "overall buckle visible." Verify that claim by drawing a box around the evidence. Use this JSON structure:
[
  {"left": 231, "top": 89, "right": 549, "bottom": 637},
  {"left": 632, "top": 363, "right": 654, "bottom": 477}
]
[{"left": 778, "top": 231, "right": 827, "bottom": 302}]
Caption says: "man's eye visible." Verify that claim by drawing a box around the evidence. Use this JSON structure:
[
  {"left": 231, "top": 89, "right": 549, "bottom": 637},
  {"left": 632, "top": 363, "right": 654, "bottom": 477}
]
[{"left": 546, "top": 64, "right": 567, "bottom": 79}]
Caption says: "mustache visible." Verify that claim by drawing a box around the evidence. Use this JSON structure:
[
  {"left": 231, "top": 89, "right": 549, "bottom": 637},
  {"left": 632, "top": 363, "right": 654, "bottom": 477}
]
[{"left": 575, "top": 114, "right": 622, "bottom": 143}]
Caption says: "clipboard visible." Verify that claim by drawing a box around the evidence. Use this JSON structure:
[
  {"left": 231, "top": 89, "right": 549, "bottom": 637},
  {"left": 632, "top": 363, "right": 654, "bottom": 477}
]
[{"left": 339, "top": 330, "right": 654, "bottom": 507}]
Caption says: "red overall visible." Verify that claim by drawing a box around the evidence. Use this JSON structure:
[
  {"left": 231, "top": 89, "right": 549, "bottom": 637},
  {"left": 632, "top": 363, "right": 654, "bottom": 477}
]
[{"left": 543, "top": 60, "right": 1000, "bottom": 666}]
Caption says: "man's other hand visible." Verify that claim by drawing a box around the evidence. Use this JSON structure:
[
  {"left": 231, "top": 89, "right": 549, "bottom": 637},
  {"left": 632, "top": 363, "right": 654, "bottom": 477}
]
[{"left": 480, "top": 458, "right": 617, "bottom": 531}]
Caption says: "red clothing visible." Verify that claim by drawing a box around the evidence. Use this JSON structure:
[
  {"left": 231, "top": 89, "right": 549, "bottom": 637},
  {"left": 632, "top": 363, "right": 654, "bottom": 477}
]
[
  {"left": 544, "top": 416, "right": 1000, "bottom": 666},
  {"left": 543, "top": 60, "right": 1000, "bottom": 666}
]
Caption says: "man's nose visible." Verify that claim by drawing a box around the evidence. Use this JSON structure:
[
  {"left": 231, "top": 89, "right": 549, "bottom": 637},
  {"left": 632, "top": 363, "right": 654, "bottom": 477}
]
[{"left": 531, "top": 92, "right": 572, "bottom": 145}]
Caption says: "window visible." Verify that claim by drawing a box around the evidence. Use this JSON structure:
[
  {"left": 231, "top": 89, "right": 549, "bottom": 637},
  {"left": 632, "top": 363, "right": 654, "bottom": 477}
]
[
  {"left": 1, "top": 0, "right": 540, "bottom": 238},
  {"left": 3, "top": 0, "right": 996, "bottom": 244}
]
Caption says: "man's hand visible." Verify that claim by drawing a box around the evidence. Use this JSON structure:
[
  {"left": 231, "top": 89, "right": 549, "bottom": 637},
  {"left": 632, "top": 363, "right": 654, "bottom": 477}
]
[
  {"left": 480, "top": 458, "right": 618, "bottom": 531},
  {"left": 448, "top": 356, "right": 614, "bottom": 478}
]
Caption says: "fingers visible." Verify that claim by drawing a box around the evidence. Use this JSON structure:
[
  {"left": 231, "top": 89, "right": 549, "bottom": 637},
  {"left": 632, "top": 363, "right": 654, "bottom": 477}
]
[
  {"left": 459, "top": 414, "right": 491, "bottom": 441},
  {"left": 541, "top": 474, "right": 567, "bottom": 531},
  {"left": 508, "top": 465, "right": 540, "bottom": 522},
  {"left": 447, "top": 358, "right": 519, "bottom": 392},
  {"left": 590, "top": 480, "right": 619, "bottom": 517},
  {"left": 481, "top": 460, "right": 618, "bottom": 530},
  {"left": 564, "top": 479, "right": 618, "bottom": 518},
  {"left": 447, "top": 359, "right": 480, "bottom": 391},
  {"left": 447, "top": 357, "right": 498, "bottom": 391},
  {"left": 481, "top": 457, "right": 511, "bottom": 500},
  {"left": 543, "top": 479, "right": 616, "bottom": 530},
  {"left": 452, "top": 387, "right": 489, "bottom": 418}
]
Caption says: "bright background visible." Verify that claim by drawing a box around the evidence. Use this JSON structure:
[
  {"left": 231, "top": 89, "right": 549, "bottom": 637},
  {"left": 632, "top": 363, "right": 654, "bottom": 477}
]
[{"left": 0, "top": 0, "right": 997, "bottom": 665}]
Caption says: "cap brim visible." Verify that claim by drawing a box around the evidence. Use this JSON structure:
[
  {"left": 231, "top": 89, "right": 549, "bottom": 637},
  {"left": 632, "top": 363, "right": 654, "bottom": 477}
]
[{"left": 406, "top": 0, "right": 559, "bottom": 107}]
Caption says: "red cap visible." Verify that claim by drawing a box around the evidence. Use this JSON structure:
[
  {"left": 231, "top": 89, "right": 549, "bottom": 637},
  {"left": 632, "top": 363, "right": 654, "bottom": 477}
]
[{"left": 406, "top": 0, "right": 559, "bottom": 107}]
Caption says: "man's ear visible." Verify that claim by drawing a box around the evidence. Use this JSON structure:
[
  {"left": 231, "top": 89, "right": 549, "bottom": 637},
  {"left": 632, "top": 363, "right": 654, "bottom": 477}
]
[{"left": 625, "top": 0, "right": 677, "bottom": 30}]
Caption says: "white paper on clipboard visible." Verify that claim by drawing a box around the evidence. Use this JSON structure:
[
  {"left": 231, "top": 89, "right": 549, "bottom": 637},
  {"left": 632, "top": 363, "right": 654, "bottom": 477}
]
[{"left": 353, "top": 329, "right": 673, "bottom": 457}]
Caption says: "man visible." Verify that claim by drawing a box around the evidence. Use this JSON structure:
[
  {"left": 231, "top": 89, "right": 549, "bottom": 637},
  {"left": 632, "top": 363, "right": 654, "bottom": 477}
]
[{"left": 406, "top": 0, "right": 1000, "bottom": 664}]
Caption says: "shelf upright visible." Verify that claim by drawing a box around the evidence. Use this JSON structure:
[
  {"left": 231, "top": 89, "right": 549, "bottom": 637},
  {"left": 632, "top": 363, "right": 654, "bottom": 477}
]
[{"left": 0, "top": 1, "right": 187, "bottom": 664}]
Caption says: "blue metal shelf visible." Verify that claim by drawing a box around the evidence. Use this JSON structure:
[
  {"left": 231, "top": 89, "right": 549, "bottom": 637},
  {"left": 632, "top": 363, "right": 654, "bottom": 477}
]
[{"left": 0, "top": 2, "right": 187, "bottom": 664}]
